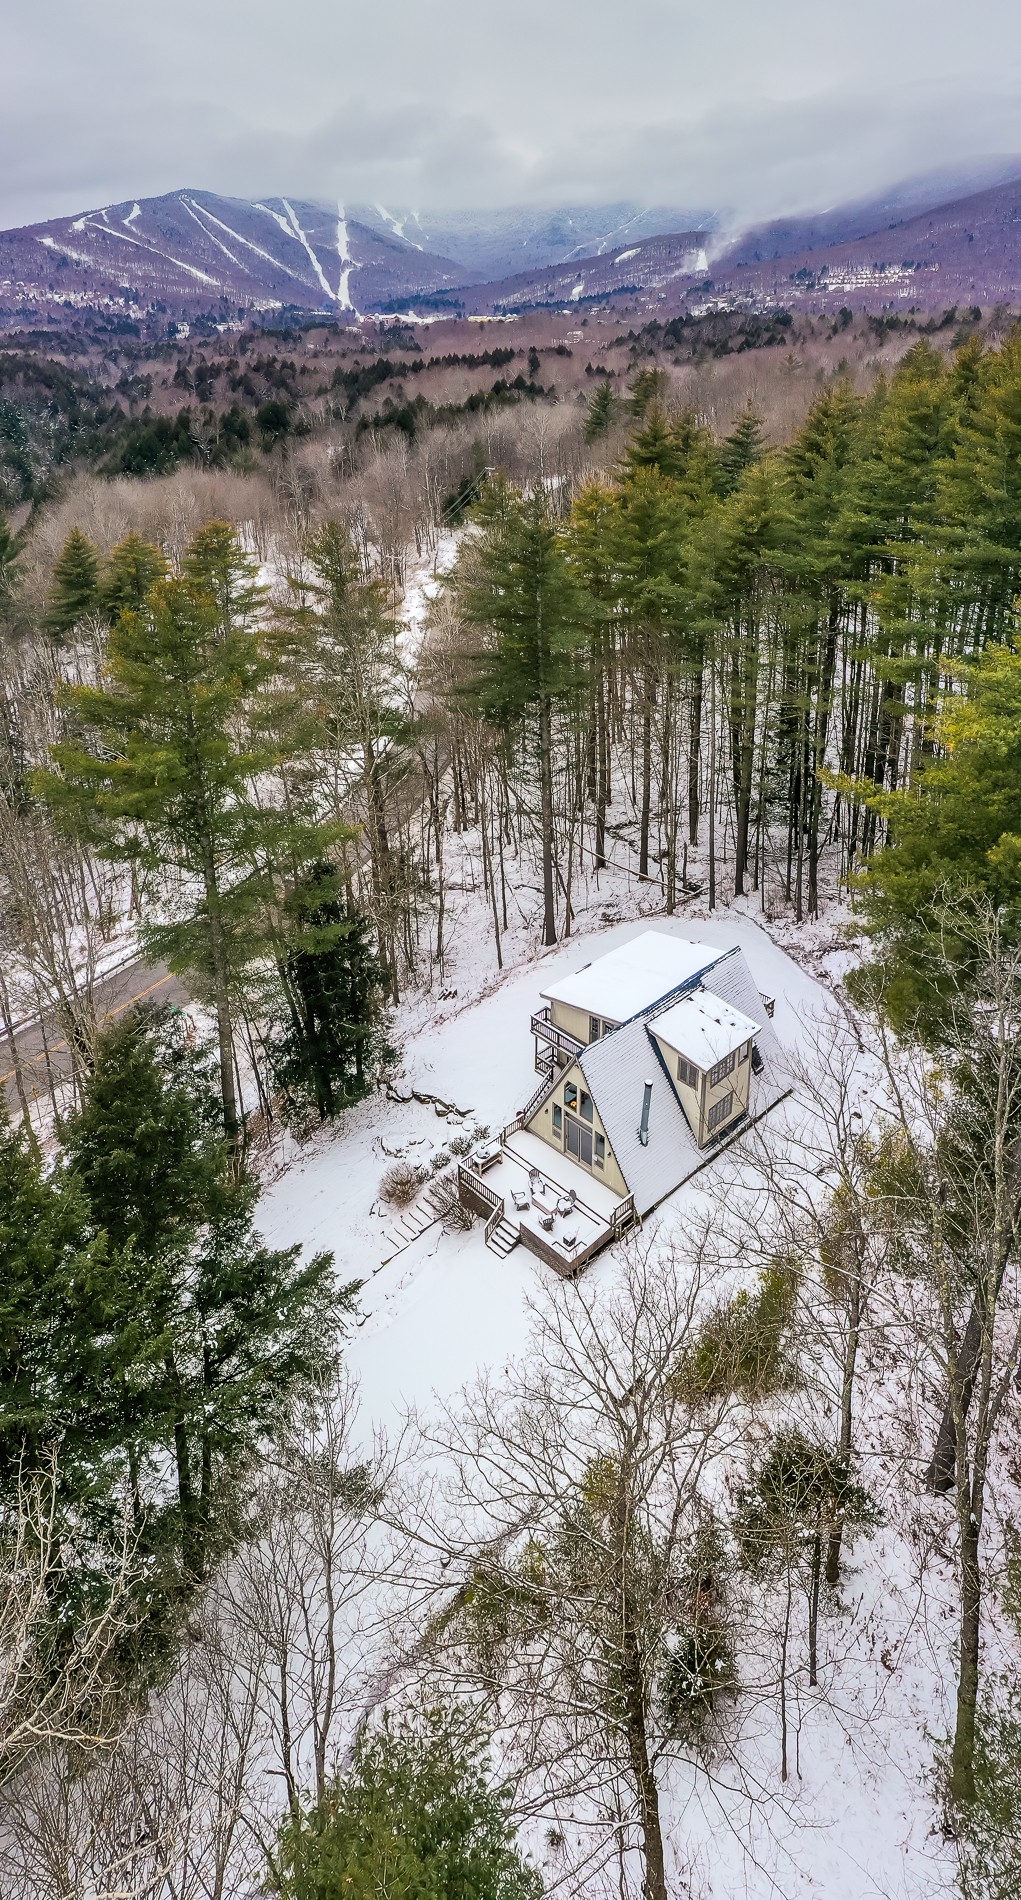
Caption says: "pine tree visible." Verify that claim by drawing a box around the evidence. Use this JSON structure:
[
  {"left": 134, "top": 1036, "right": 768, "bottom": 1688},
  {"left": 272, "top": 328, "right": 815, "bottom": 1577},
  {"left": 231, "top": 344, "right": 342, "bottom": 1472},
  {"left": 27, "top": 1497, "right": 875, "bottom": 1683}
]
[
  {"left": 271, "top": 1709, "right": 541, "bottom": 1900},
  {"left": 583, "top": 376, "right": 617, "bottom": 442},
  {"left": 39, "top": 525, "right": 287, "bottom": 1136},
  {"left": 46, "top": 527, "right": 100, "bottom": 636},
  {"left": 272, "top": 868, "right": 386, "bottom": 1124},
  {"left": 60, "top": 1005, "right": 343, "bottom": 1583},
  {"left": 99, "top": 532, "right": 166, "bottom": 622},
  {"left": 717, "top": 405, "right": 765, "bottom": 497},
  {"left": 459, "top": 485, "right": 589, "bottom": 946}
]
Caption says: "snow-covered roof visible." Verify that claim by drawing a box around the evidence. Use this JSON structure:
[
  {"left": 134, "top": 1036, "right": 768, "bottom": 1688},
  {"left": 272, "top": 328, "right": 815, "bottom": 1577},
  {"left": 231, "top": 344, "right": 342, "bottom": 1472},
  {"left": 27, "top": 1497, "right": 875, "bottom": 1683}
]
[
  {"left": 569, "top": 947, "right": 787, "bottom": 1215},
  {"left": 653, "top": 988, "right": 760, "bottom": 1070},
  {"left": 540, "top": 931, "right": 722, "bottom": 1024}
]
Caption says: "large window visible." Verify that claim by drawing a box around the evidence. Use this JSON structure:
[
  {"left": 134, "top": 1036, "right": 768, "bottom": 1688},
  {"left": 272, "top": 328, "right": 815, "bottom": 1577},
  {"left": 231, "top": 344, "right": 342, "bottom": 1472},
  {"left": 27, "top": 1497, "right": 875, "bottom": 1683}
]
[
  {"left": 594, "top": 1132, "right": 605, "bottom": 1167},
  {"left": 564, "top": 1080, "right": 578, "bottom": 1110},
  {"left": 580, "top": 1089, "right": 593, "bottom": 1123},
  {"left": 552, "top": 1103, "right": 563, "bottom": 1134},
  {"left": 707, "top": 1092, "right": 735, "bottom": 1133},
  {"left": 565, "top": 1115, "right": 593, "bottom": 1166},
  {"left": 709, "top": 1050, "right": 736, "bottom": 1088},
  {"left": 677, "top": 1055, "right": 699, "bottom": 1089}
]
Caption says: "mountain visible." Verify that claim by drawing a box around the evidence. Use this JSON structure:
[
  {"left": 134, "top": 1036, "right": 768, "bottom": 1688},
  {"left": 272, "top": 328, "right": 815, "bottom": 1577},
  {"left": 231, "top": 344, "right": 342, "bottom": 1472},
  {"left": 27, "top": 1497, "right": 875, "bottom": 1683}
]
[
  {"left": 706, "top": 172, "right": 1021, "bottom": 310},
  {"left": 352, "top": 202, "right": 716, "bottom": 278},
  {"left": 451, "top": 230, "right": 711, "bottom": 314},
  {"left": 714, "top": 156, "right": 1021, "bottom": 265},
  {"left": 0, "top": 190, "right": 472, "bottom": 325}
]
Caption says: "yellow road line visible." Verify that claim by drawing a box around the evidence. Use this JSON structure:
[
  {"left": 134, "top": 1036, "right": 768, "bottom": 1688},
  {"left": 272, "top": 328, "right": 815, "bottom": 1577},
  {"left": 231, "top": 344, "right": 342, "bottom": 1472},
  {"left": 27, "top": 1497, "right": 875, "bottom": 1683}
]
[{"left": 0, "top": 972, "right": 176, "bottom": 1086}]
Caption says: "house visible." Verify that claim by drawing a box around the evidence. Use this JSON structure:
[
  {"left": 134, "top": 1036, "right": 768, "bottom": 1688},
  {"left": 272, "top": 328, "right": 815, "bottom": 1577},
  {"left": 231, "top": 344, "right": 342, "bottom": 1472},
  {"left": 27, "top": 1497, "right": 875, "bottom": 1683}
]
[{"left": 458, "top": 929, "right": 787, "bottom": 1274}]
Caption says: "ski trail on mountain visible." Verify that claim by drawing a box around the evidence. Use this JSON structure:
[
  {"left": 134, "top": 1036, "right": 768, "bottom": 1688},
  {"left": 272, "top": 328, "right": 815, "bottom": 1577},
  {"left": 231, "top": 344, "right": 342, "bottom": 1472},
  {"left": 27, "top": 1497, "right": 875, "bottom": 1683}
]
[
  {"left": 336, "top": 202, "right": 355, "bottom": 309},
  {"left": 78, "top": 218, "right": 220, "bottom": 284},
  {"left": 281, "top": 198, "right": 336, "bottom": 302},
  {"left": 179, "top": 198, "right": 249, "bottom": 272},
  {"left": 197, "top": 203, "right": 307, "bottom": 282},
  {"left": 124, "top": 202, "right": 142, "bottom": 227}
]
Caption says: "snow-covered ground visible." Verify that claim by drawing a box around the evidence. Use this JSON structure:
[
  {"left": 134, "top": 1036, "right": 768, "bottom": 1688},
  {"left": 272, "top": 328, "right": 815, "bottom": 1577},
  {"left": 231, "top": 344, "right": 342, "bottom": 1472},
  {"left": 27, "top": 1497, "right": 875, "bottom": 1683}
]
[{"left": 256, "top": 880, "right": 965, "bottom": 1900}]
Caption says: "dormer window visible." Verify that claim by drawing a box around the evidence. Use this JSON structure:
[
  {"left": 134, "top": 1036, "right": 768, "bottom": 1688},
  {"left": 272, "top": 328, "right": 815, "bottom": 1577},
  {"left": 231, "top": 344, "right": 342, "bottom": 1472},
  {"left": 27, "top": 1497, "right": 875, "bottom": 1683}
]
[
  {"left": 589, "top": 1015, "right": 601, "bottom": 1042},
  {"left": 676, "top": 1055, "right": 699, "bottom": 1089},
  {"left": 709, "top": 1051, "right": 737, "bottom": 1087}
]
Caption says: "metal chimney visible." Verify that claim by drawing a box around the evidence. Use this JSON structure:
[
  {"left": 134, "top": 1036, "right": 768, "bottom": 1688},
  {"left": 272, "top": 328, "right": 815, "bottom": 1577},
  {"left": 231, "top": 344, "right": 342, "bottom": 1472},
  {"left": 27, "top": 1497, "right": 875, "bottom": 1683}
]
[{"left": 639, "top": 1079, "right": 653, "bottom": 1146}]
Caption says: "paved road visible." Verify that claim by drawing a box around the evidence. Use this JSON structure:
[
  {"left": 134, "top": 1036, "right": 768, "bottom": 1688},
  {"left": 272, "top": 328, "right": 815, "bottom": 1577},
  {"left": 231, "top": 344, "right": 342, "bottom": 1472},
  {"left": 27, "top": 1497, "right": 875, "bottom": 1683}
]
[{"left": 1, "top": 958, "right": 191, "bottom": 1117}]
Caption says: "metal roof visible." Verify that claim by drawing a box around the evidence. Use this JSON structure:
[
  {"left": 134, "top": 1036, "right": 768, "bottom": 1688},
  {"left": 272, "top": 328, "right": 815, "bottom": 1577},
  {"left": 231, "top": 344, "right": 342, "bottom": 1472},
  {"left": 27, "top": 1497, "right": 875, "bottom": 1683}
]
[
  {"left": 540, "top": 930, "right": 723, "bottom": 1024},
  {"left": 653, "top": 988, "right": 760, "bottom": 1069},
  {"left": 573, "top": 947, "right": 787, "bottom": 1216}
]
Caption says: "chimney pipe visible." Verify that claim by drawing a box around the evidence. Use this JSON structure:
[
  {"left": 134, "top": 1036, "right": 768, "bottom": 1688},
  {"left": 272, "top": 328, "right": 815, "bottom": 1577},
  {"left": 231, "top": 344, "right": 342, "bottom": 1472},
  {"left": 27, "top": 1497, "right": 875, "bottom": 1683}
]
[{"left": 639, "top": 1079, "right": 653, "bottom": 1146}]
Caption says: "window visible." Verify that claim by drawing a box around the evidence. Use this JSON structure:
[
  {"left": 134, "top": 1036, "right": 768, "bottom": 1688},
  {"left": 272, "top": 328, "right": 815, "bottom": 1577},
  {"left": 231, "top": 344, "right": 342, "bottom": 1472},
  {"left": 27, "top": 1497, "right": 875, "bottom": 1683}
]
[
  {"left": 709, "top": 1050, "right": 736, "bottom": 1087},
  {"left": 676, "top": 1055, "right": 699, "bottom": 1089},
  {"left": 594, "top": 1132, "right": 605, "bottom": 1166},
  {"left": 565, "top": 1115, "right": 593, "bottom": 1166},
  {"left": 589, "top": 1015, "right": 601, "bottom": 1043},
  {"left": 564, "top": 1081, "right": 578, "bottom": 1110},
  {"left": 707, "top": 1092, "right": 734, "bottom": 1133},
  {"left": 580, "top": 1089, "right": 593, "bottom": 1124},
  {"left": 552, "top": 1103, "right": 563, "bottom": 1134}
]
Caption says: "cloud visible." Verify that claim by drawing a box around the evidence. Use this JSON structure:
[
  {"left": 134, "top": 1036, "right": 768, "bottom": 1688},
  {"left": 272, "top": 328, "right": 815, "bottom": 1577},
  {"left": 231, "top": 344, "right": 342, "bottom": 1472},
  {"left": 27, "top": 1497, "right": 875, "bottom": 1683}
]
[{"left": 3, "top": 0, "right": 1021, "bottom": 227}]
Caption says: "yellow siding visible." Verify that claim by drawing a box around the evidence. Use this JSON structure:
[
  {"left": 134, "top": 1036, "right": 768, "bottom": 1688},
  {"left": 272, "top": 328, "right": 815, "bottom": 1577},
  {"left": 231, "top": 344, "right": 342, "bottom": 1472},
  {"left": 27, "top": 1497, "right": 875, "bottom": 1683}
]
[{"left": 525, "top": 1061, "right": 630, "bottom": 1199}]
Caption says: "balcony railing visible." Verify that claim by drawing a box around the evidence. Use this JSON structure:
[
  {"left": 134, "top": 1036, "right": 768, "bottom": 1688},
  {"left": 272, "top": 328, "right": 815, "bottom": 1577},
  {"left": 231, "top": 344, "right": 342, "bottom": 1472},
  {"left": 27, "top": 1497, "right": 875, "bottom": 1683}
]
[{"left": 531, "top": 1007, "right": 584, "bottom": 1062}]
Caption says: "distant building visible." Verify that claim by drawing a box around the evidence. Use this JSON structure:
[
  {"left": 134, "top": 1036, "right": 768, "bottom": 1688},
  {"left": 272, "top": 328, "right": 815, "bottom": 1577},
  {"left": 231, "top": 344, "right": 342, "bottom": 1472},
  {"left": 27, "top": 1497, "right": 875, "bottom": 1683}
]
[{"left": 459, "top": 930, "right": 787, "bottom": 1274}]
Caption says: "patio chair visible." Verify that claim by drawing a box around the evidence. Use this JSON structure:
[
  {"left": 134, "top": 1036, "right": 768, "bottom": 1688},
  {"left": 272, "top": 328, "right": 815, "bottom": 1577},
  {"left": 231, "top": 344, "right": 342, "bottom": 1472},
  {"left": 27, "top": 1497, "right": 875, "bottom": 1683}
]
[
  {"left": 511, "top": 1187, "right": 530, "bottom": 1212},
  {"left": 538, "top": 1211, "right": 554, "bottom": 1232}
]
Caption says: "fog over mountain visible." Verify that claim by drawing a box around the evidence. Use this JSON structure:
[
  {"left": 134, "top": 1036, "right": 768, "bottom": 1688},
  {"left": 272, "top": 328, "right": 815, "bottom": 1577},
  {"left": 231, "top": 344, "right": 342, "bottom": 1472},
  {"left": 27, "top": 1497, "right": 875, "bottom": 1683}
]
[{"left": 5, "top": 0, "right": 1021, "bottom": 231}]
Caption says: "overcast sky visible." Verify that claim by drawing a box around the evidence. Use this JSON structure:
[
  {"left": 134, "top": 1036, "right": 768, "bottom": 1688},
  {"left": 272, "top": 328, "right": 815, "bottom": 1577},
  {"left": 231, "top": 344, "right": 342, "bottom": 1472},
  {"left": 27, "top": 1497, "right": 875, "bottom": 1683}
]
[{"left": 5, "top": 0, "right": 1021, "bottom": 230}]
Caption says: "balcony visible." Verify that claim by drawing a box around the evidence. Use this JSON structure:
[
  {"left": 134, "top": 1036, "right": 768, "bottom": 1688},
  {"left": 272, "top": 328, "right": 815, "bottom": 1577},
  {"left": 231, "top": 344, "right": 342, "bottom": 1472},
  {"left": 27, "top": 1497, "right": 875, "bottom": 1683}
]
[{"left": 531, "top": 1006, "right": 584, "bottom": 1068}]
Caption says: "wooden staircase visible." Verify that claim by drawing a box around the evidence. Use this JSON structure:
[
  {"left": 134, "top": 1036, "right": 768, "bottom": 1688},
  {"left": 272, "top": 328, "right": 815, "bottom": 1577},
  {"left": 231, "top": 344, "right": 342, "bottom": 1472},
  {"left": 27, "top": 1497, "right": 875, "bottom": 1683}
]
[{"left": 485, "top": 1216, "right": 520, "bottom": 1257}]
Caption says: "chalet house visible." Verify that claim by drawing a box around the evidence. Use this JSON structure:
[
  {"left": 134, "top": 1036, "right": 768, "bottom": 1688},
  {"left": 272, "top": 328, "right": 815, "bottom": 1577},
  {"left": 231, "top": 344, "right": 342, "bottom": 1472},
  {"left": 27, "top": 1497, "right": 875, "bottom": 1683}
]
[{"left": 458, "top": 930, "right": 787, "bottom": 1274}]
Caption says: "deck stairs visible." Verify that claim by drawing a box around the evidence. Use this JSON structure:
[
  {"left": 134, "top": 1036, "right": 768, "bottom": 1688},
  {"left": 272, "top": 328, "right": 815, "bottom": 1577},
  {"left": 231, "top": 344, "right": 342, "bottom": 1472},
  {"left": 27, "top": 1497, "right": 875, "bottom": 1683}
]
[
  {"left": 381, "top": 1176, "right": 450, "bottom": 1263},
  {"left": 485, "top": 1216, "right": 520, "bottom": 1258}
]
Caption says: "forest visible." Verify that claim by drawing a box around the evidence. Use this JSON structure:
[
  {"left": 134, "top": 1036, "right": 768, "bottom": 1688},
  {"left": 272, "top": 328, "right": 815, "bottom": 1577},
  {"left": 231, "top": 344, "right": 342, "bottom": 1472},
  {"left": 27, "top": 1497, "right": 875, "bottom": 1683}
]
[{"left": 0, "top": 316, "right": 1020, "bottom": 1898}]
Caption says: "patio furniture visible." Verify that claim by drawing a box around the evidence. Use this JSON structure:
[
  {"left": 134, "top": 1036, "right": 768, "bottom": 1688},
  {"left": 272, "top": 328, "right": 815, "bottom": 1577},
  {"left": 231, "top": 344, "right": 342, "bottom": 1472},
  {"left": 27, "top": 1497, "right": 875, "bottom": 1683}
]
[
  {"left": 562, "top": 1231, "right": 578, "bottom": 1250},
  {"left": 511, "top": 1188, "right": 530, "bottom": 1211},
  {"left": 476, "top": 1145, "right": 501, "bottom": 1172},
  {"left": 556, "top": 1198, "right": 572, "bottom": 1216},
  {"left": 538, "top": 1212, "right": 554, "bottom": 1232}
]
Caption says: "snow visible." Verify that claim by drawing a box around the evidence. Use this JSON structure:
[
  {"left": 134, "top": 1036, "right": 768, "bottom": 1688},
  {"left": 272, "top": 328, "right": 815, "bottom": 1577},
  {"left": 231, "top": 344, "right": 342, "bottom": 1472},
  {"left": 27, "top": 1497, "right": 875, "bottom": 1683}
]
[
  {"left": 281, "top": 197, "right": 338, "bottom": 305},
  {"left": 335, "top": 201, "right": 357, "bottom": 310},
  {"left": 254, "top": 889, "right": 964, "bottom": 1898},
  {"left": 178, "top": 195, "right": 248, "bottom": 271},
  {"left": 540, "top": 929, "right": 722, "bottom": 1024},
  {"left": 124, "top": 201, "right": 142, "bottom": 226},
  {"left": 196, "top": 200, "right": 306, "bottom": 280},
  {"left": 615, "top": 246, "right": 641, "bottom": 264},
  {"left": 653, "top": 988, "right": 760, "bottom": 1067},
  {"left": 396, "top": 531, "right": 459, "bottom": 663}
]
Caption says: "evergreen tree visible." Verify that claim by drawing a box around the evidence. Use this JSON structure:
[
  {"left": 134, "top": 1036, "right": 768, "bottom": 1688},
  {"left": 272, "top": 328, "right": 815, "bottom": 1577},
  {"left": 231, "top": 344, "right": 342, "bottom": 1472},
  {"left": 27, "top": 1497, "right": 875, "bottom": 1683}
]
[
  {"left": 46, "top": 526, "right": 100, "bottom": 636},
  {"left": 583, "top": 377, "right": 617, "bottom": 442},
  {"left": 270, "top": 1708, "right": 541, "bottom": 1900},
  {"left": 272, "top": 867, "right": 387, "bottom": 1124},
  {"left": 59, "top": 1005, "right": 343, "bottom": 1583},
  {"left": 849, "top": 641, "right": 1021, "bottom": 1034},
  {"left": 459, "top": 485, "right": 589, "bottom": 946},
  {"left": 99, "top": 532, "right": 166, "bottom": 622},
  {"left": 39, "top": 524, "right": 290, "bottom": 1136},
  {"left": 717, "top": 405, "right": 765, "bottom": 497},
  {"left": 737, "top": 1427, "right": 879, "bottom": 1698}
]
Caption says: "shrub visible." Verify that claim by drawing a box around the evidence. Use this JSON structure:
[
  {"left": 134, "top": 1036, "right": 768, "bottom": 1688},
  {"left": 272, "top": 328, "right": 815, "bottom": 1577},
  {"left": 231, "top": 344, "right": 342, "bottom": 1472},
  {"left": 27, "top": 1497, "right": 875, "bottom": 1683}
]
[
  {"left": 428, "top": 1171, "right": 475, "bottom": 1232},
  {"left": 428, "top": 1147, "right": 452, "bottom": 1174},
  {"left": 379, "top": 1159, "right": 427, "bottom": 1206},
  {"left": 672, "top": 1259, "right": 799, "bottom": 1404},
  {"left": 660, "top": 1623, "right": 737, "bottom": 1740}
]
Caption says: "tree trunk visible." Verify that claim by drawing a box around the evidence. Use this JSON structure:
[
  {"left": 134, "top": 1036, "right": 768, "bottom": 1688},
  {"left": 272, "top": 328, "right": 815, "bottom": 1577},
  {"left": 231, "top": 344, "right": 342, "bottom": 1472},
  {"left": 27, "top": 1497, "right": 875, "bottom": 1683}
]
[
  {"left": 538, "top": 697, "right": 557, "bottom": 947},
  {"left": 200, "top": 850, "right": 239, "bottom": 1139},
  {"left": 951, "top": 1510, "right": 981, "bottom": 1804}
]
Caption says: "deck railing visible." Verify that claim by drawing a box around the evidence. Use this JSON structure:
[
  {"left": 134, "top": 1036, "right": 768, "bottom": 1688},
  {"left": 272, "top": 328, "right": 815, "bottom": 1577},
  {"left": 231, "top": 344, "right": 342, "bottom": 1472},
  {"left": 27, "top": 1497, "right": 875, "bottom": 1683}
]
[{"left": 457, "top": 1161, "right": 506, "bottom": 1241}]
